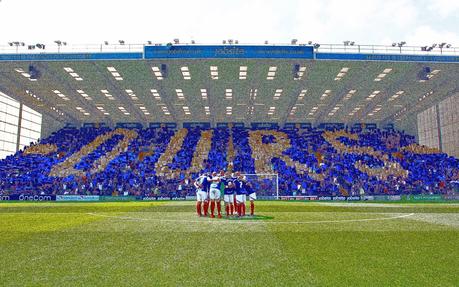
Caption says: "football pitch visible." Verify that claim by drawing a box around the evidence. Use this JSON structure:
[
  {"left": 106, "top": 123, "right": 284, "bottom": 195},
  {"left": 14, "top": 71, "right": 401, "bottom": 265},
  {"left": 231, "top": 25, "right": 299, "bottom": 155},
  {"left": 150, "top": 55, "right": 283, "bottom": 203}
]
[{"left": 0, "top": 201, "right": 458, "bottom": 286}]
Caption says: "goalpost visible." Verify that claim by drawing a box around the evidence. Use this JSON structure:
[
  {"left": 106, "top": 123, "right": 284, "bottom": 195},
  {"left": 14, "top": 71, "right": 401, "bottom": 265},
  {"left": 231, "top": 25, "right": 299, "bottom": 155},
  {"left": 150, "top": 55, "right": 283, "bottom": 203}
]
[{"left": 242, "top": 173, "right": 279, "bottom": 200}]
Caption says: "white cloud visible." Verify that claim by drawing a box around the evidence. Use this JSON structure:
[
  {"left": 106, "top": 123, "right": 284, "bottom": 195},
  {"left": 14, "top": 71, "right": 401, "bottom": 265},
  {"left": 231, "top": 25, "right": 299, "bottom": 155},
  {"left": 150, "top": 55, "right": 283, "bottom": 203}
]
[
  {"left": 0, "top": 0, "right": 456, "bottom": 48},
  {"left": 427, "top": 0, "right": 459, "bottom": 18},
  {"left": 292, "top": 0, "right": 419, "bottom": 45},
  {"left": 406, "top": 25, "right": 459, "bottom": 46}
]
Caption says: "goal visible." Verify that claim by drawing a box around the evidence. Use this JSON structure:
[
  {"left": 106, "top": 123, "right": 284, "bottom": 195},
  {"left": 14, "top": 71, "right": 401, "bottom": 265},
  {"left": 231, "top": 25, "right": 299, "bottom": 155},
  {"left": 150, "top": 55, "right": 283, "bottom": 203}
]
[{"left": 242, "top": 173, "right": 279, "bottom": 199}]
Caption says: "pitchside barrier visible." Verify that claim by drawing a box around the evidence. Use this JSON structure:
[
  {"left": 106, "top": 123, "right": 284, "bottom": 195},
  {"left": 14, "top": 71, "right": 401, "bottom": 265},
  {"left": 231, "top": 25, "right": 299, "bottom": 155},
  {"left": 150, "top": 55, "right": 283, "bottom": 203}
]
[{"left": 1, "top": 194, "right": 458, "bottom": 202}]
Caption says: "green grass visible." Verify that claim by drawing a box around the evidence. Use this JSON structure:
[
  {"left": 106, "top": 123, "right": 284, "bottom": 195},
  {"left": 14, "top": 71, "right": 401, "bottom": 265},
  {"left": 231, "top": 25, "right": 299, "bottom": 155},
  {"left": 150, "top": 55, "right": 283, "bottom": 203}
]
[{"left": 0, "top": 201, "right": 458, "bottom": 286}]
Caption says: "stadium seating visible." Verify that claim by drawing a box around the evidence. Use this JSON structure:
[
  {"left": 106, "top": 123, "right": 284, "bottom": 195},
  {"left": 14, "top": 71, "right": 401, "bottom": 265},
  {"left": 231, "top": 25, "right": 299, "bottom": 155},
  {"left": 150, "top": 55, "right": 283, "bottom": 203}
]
[{"left": 0, "top": 125, "right": 458, "bottom": 197}]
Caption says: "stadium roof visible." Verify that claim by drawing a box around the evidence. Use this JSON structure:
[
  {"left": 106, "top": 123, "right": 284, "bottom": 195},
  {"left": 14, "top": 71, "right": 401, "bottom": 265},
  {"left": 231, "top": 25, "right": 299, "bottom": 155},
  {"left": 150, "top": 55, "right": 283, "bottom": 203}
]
[{"left": 0, "top": 44, "right": 458, "bottom": 130}]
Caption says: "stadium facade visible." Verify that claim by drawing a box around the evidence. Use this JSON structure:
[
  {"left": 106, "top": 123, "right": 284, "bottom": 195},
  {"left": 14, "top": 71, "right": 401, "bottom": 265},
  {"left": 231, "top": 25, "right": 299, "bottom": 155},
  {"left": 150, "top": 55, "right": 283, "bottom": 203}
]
[{"left": 0, "top": 43, "right": 458, "bottom": 198}]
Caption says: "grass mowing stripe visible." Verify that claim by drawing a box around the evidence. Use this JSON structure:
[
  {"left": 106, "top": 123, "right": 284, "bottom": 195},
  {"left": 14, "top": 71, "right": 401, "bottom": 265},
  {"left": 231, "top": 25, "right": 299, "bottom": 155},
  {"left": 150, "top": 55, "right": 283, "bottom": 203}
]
[
  {"left": 0, "top": 201, "right": 457, "bottom": 286},
  {"left": 270, "top": 230, "right": 459, "bottom": 286}
]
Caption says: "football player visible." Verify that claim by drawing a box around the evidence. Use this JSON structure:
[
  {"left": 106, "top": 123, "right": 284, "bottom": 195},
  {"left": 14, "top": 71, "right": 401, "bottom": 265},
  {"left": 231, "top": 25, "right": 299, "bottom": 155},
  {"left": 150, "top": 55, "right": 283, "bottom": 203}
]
[
  {"left": 194, "top": 173, "right": 208, "bottom": 217},
  {"left": 247, "top": 179, "right": 256, "bottom": 216},
  {"left": 208, "top": 171, "right": 222, "bottom": 218},
  {"left": 235, "top": 174, "right": 248, "bottom": 217},
  {"left": 232, "top": 171, "right": 240, "bottom": 214},
  {"left": 202, "top": 172, "right": 211, "bottom": 216},
  {"left": 222, "top": 171, "right": 235, "bottom": 216}
]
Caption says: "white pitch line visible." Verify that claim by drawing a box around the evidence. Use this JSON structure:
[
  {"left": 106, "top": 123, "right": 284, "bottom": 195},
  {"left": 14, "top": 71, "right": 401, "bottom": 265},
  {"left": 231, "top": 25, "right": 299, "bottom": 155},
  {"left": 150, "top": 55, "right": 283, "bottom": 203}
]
[{"left": 86, "top": 212, "right": 415, "bottom": 224}]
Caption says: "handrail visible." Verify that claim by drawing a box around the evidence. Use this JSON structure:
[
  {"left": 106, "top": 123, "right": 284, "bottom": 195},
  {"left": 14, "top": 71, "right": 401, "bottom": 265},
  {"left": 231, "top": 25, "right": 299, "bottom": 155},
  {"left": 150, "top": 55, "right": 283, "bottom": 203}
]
[{"left": 0, "top": 42, "right": 457, "bottom": 56}]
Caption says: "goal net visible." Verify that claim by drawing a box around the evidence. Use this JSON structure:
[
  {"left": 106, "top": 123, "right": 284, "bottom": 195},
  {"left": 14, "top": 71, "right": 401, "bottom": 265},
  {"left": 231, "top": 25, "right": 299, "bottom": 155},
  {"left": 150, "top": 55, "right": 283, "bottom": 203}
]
[{"left": 242, "top": 174, "right": 279, "bottom": 199}]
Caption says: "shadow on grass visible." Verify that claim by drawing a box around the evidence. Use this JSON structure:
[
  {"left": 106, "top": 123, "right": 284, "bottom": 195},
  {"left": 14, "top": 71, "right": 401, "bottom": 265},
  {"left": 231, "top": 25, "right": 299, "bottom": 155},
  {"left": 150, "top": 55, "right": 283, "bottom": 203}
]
[{"left": 225, "top": 215, "right": 274, "bottom": 221}]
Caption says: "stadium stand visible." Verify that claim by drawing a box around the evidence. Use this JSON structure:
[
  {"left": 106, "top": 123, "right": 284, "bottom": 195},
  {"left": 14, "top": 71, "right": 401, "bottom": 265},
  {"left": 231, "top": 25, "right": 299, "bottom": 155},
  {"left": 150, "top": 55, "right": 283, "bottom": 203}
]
[{"left": 0, "top": 125, "right": 458, "bottom": 197}]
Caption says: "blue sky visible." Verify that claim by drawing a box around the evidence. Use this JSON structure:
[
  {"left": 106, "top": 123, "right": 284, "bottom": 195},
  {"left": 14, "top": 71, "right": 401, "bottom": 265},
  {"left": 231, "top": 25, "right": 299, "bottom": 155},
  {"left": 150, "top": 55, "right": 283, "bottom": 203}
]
[{"left": 0, "top": 0, "right": 457, "bottom": 47}]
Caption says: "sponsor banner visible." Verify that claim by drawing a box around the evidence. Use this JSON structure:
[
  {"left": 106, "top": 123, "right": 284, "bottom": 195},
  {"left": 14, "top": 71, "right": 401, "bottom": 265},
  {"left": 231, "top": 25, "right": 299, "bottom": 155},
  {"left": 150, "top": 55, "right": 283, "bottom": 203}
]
[
  {"left": 316, "top": 52, "right": 459, "bottom": 63},
  {"left": 407, "top": 194, "right": 443, "bottom": 201},
  {"left": 372, "top": 195, "right": 402, "bottom": 201},
  {"left": 142, "top": 196, "right": 188, "bottom": 201},
  {"left": 251, "top": 122, "right": 279, "bottom": 129},
  {"left": 0, "top": 52, "right": 142, "bottom": 62},
  {"left": 56, "top": 195, "right": 100, "bottom": 202},
  {"left": 0, "top": 194, "right": 56, "bottom": 201},
  {"left": 279, "top": 196, "right": 318, "bottom": 201},
  {"left": 156, "top": 196, "right": 171, "bottom": 200},
  {"left": 142, "top": 196, "right": 158, "bottom": 201},
  {"left": 346, "top": 196, "right": 361, "bottom": 201},
  {"left": 258, "top": 196, "right": 277, "bottom": 200},
  {"left": 99, "top": 196, "right": 137, "bottom": 202},
  {"left": 372, "top": 195, "right": 387, "bottom": 201},
  {"left": 263, "top": 196, "right": 277, "bottom": 200},
  {"left": 332, "top": 196, "right": 347, "bottom": 201},
  {"left": 442, "top": 194, "right": 459, "bottom": 200},
  {"left": 144, "top": 45, "right": 314, "bottom": 59},
  {"left": 183, "top": 122, "right": 211, "bottom": 129},
  {"left": 364, "top": 196, "right": 375, "bottom": 201}
]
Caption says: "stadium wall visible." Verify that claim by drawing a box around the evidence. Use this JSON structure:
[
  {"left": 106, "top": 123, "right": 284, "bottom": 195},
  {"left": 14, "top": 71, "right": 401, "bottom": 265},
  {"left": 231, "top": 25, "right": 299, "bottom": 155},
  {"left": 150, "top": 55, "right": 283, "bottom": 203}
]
[
  {"left": 438, "top": 93, "right": 459, "bottom": 158},
  {"left": 0, "top": 91, "right": 43, "bottom": 158},
  {"left": 417, "top": 92, "right": 459, "bottom": 158}
]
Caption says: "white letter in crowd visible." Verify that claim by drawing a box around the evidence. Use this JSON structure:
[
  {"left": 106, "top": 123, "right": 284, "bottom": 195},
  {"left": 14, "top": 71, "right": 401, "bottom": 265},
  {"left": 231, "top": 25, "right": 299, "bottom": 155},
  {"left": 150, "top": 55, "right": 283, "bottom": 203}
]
[
  {"left": 155, "top": 129, "right": 213, "bottom": 178},
  {"left": 248, "top": 130, "right": 324, "bottom": 181},
  {"left": 49, "top": 128, "right": 138, "bottom": 177},
  {"left": 322, "top": 130, "right": 408, "bottom": 180}
]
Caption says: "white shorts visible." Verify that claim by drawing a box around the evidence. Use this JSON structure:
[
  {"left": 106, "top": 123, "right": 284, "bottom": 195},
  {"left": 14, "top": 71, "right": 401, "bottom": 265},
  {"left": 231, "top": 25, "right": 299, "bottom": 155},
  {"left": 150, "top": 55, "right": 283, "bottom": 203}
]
[
  {"left": 224, "top": 194, "right": 234, "bottom": 203},
  {"left": 209, "top": 188, "right": 221, "bottom": 200},
  {"left": 249, "top": 193, "right": 257, "bottom": 201},
  {"left": 196, "top": 190, "right": 207, "bottom": 202},
  {"left": 236, "top": 194, "right": 246, "bottom": 203}
]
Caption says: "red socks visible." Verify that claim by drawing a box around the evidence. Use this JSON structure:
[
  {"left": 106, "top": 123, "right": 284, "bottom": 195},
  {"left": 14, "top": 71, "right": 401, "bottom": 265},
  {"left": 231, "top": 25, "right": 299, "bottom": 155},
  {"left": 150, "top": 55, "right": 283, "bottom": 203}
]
[
  {"left": 200, "top": 201, "right": 225, "bottom": 218},
  {"left": 200, "top": 201, "right": 250, "bottom": 217},
  {"left": 217, "top": 201, "right": 221, "bottom": 216},
  {"left": 196, "top": 202, "right": 202, "bottom": 216},
  {"left": 210, "top": 201, "right": 215, "bottom": 217},
  {"left": 203, "top": 201, "right": 209, "bottom": 216}
]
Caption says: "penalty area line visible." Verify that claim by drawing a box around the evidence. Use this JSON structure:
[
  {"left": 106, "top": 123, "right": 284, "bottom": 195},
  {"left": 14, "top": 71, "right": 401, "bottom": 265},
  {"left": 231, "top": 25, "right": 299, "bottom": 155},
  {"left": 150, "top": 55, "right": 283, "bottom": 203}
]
[{"left": 86, "top": 212, "right": 415, "bottom": 224}]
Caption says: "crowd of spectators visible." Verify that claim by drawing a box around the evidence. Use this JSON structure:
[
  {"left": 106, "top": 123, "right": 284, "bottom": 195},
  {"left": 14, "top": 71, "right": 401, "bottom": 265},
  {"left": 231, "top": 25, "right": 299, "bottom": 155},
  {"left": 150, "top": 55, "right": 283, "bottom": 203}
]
[{"left": 0, "top": 125, "right": 458, "bottom": 197}]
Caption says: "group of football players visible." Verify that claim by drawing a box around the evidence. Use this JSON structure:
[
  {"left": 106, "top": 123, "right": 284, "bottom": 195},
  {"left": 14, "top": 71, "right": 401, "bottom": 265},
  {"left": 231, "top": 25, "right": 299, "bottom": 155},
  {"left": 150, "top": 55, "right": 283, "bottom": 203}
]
[{"left": 194, "top": 171, "right": 256, "bottom": 218}]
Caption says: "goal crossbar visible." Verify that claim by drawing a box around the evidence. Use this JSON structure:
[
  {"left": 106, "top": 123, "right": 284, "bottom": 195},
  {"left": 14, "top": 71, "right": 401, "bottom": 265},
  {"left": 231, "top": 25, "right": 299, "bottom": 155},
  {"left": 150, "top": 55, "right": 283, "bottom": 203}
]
[{"left": 242, "top": 173, "right": 279, "bottom": 199}]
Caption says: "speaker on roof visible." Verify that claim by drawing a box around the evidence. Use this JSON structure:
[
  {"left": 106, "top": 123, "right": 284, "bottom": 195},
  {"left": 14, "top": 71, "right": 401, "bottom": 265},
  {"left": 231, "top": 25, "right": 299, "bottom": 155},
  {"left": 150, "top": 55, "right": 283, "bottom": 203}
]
[
  {"left": 293, "top": 64, "right": 300, "bottom": 79},
  {"left": 28, "top": 65, "right": 41, "bottom": 80},
  {"left": 417, "top": 66, "right": 430, "bottom": 81},
  {"left": 161, "top": 64, "right": 168, "bottom": 78}
]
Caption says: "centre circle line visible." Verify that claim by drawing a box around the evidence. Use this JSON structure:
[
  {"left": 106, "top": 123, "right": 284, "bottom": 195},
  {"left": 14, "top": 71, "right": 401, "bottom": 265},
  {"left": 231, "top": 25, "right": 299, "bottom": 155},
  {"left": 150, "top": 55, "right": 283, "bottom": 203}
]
[{"left": 86, "top": 212, "right": 415, "bottom": 224}]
